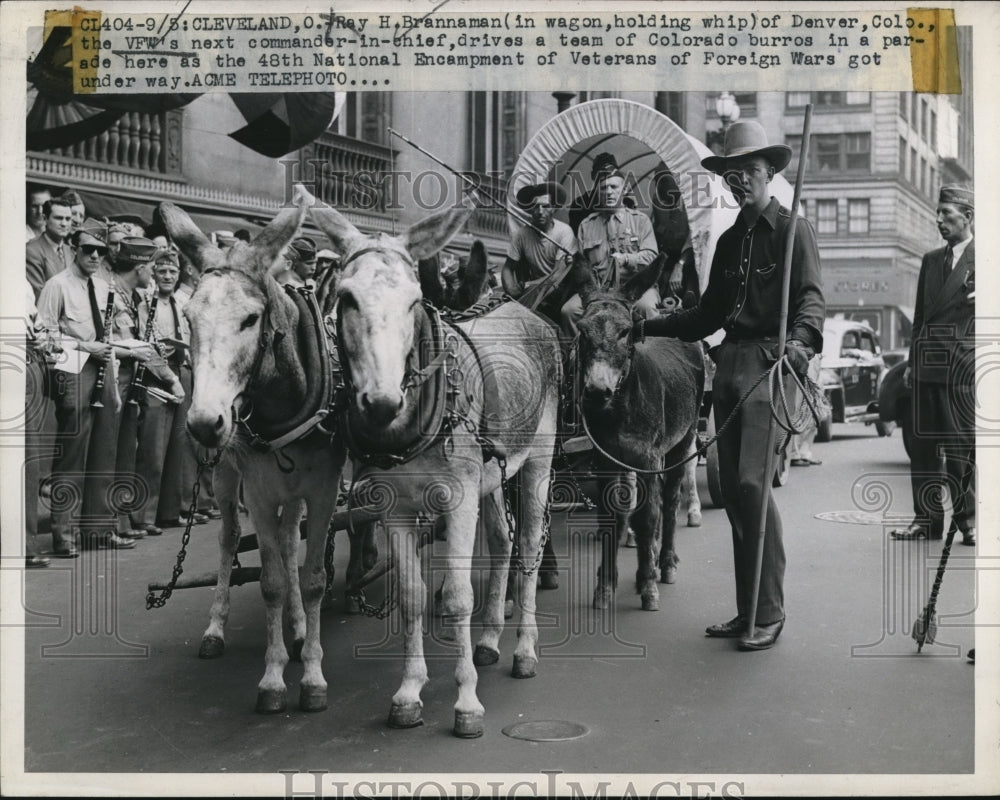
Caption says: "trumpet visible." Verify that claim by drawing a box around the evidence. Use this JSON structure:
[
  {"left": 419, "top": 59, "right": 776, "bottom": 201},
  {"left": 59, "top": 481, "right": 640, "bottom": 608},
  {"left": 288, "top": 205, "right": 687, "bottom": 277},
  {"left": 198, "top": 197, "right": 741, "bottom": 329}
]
[
  {"left": 126, "top": 296, "right": 159, "bottom": 406},
  {"left": 90, "top": 288, "right": 117, "bottom": 408}
]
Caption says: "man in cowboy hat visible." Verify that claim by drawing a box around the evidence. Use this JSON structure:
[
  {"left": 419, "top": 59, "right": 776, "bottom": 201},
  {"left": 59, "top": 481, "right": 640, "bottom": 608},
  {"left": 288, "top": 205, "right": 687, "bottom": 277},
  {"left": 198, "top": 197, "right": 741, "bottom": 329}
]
[
  {"left": 502, "top": 181, "right": 577, "bottom": 308},
  {"left": 890, "top": 185, "right": 976, "bottom": 550},
  {"left": 636, "top": 120, "right": 825, "bottom": 650}
]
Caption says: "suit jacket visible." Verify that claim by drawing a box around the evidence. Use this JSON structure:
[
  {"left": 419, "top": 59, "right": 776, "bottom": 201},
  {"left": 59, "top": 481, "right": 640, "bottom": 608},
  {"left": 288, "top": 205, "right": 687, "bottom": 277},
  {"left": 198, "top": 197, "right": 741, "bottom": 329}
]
[
  {"left": 26, "top": 234, "right": 73, "bottom": 300},
  {"left": 909, "top": 238, "right": 975, "bottom": 385}
]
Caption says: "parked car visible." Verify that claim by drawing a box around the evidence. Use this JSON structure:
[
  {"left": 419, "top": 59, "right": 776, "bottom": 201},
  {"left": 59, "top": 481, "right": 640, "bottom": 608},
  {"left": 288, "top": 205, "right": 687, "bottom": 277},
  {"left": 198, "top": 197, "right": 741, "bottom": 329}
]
[
  {"left": 877, "top": 356, "right": 913, "bottom": 458},
  {"left": 814, "top": 318, "right": 888, "bottom": 442}
]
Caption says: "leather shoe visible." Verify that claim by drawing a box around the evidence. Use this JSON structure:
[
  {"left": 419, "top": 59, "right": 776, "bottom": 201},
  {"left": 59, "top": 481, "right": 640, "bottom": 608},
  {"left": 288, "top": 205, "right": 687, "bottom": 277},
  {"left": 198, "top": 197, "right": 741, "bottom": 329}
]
[
  {"left": 739, "top": 618, "right": 785, "bottom": 651},
  {"left": 157, "top": 518, "right": 181, "bottom": 528},
  {"left": 890, "top": 523, "right": 932, "bottom": 540},
  {"left": 120, "top": 529, "right": 146, "bottom": 540},
  {"left": 961, "top": 528, "right": 976, "bottom": 547},
  {"left": 101, "top": 533, "right": 137, "bottom": 550},
  {"left": 706, "top": 616, "right": 747, "bottom": 638},
  {"left": 26, "top": 555, "right": 51, "bottom": 568},
  {"left": 141, "top": 524, "right": 163, "bottom": 536}
]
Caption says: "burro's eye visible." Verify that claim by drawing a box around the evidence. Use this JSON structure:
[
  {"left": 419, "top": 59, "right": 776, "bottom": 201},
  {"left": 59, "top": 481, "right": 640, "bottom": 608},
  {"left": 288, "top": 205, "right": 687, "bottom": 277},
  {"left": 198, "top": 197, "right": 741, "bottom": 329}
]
[{"left": 240, "top": 313, "right": 259, "bottom": 331}]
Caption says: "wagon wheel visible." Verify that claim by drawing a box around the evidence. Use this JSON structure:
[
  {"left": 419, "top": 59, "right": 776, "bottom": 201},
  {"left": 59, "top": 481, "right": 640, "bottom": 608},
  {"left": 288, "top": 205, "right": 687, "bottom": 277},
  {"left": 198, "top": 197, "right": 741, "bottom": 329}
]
[{"left": 705, "top": 409, "right": 724, "bottom": 508}]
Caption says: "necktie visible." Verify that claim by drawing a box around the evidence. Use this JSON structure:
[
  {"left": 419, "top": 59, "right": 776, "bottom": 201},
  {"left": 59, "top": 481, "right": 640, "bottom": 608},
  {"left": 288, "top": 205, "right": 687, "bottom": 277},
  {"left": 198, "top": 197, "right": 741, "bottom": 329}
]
[
  {"left": 942, "top": 247, "right": 954, "bottom": 277},
  {"left": 56, "top": 243, "right": 65, "bottom": 264},
  {"left": 87, "top": 277, "right": 105, "bottom": 340},
  {"left": 169, "top": 296, "right": 181, "bottom": 338}
]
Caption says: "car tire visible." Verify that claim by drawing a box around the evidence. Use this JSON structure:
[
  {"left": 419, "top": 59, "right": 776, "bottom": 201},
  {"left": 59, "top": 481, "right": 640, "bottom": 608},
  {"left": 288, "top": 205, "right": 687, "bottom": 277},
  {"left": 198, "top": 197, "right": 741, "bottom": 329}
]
[
  {"left": 815, "top": 414, "right": 833, "bottom": 443},
  {"left": 705, "top": 411, "right": 724, "bottom": 509},
  {"left": 875, "top": 420, "right": 896, "bottom": 437}
]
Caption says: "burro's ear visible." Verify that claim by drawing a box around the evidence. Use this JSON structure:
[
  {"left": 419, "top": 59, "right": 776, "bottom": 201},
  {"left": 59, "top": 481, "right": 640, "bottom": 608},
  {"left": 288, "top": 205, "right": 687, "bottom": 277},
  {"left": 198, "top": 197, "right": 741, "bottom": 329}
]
[
  {"left": 248, "top": 189, "right": 309, "bottom": 275},
  {"left": 305, "top": 185, "right": 366, "bottom": 254},
  {"left": 571, "top": 252, "right": 599, "bottom": 307},
  {"left": 622, "top": 252, "right": 666, "bottom": 304},
  {"left": 399, "top": 195, "right": 474, "bottom": 261},
  {"left": 159, "top": 202, "right": 226, "bottom": 272}
]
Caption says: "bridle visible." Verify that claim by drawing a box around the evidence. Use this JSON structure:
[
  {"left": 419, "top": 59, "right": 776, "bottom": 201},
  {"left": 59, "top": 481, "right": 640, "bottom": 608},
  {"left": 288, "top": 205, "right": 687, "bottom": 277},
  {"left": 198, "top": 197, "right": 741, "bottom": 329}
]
[{"left": 581, "top": 295, "right": 641, "bottom": 398}]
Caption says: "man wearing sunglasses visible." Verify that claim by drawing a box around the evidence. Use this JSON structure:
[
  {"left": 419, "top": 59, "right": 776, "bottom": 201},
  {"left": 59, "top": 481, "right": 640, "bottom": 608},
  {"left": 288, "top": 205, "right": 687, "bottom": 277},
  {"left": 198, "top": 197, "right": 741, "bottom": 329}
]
[{"left": 35, "top": 220, "right": 122, "bottom": 555}]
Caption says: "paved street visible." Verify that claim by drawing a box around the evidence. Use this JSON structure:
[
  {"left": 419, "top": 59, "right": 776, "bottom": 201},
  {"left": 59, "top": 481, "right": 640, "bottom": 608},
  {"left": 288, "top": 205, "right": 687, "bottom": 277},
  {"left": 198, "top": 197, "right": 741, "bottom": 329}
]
[{"left": 17, "top": 422, "right": 977, "bottom": 783}]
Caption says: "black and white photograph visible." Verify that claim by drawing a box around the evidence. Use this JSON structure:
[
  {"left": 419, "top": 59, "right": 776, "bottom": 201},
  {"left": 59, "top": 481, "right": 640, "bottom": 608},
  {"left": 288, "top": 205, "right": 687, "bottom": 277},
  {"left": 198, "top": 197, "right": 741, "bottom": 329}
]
[{"left": 2, "top": 1, "right": 998, "bottom": 796}]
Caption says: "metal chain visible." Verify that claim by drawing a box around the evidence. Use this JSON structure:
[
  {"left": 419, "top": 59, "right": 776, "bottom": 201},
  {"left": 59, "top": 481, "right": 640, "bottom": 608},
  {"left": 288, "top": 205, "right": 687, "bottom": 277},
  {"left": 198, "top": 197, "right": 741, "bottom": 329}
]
[
  {"left": 145, "top": 449, "right": 222, "bottom": 610},
  {"left": 347, "top": 519, "right": 396, "bottom": 619}
]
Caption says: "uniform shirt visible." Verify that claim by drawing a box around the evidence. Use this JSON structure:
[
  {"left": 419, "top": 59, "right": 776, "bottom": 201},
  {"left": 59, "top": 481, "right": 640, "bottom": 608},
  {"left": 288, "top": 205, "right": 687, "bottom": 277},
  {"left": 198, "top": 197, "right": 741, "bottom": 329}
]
[
  {"left": 36, "top": 265, "right": 113, "bottom": 344},
  {"left": 577, "top": 207, "right": 657, "bottom": 288},
  {"left": 506, "top": 219, "right": 577, "bottom": 280},
  {"left": 148, "top": 291, "right": 190, "bottom": 367},
  {"left": 644, "top": 197, "right": 825, "bottom": 353}
]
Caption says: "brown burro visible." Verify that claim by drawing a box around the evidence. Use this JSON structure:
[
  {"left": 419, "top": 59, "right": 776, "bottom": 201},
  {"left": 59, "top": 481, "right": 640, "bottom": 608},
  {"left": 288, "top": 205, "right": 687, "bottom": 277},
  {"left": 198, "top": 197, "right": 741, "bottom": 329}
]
[{"left": 574, "top": 254, "right": 705, "bottom": 612}]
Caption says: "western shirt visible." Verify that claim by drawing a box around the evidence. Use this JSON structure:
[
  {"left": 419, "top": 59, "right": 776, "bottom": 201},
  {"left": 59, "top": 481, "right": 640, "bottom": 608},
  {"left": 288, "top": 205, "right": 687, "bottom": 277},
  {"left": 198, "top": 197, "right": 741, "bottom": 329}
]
[{"left": 644, "top": 198, "right": 825, "bottom": 353}]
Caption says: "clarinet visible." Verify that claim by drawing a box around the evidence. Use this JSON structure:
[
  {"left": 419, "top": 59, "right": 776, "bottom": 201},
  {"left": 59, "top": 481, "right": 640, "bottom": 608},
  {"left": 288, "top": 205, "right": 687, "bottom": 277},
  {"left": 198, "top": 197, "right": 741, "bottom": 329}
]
[
  {"left": 127, "top": 296, "right": 159, "bottom": 406},
  {"left": 90, "top": 288, "right": 117, "bottom": 408}
]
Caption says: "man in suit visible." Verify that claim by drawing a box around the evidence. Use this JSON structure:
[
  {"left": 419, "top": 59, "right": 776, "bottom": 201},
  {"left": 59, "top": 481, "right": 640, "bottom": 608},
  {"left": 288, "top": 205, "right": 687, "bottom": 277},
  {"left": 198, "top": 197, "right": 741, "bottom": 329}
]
[
  {"left": 890, "top": 185, "right": 976, "bottom": 547},
  {"left": 26, "top": 198, "right": 74, "bottom": 299}
]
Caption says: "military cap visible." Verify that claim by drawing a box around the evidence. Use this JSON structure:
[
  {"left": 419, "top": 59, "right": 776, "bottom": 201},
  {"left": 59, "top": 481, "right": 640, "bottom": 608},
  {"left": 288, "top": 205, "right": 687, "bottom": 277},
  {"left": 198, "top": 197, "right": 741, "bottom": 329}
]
[{"left": 938, "top": 184, "right": 973, "bottom": 210}]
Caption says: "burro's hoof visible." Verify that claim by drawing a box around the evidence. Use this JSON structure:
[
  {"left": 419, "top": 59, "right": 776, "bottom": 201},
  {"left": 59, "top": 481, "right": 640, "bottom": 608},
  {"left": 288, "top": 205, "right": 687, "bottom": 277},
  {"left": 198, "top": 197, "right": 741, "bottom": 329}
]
[
  {"left": 388, "top": 702, "right": 424, "bottom": 729},
  {"left": 538, "top": 572, "right": 559, "bottom": 590},
  {"left": 641, "top": 593, "right": 660, "bottom": 612},
  {"left": 503, "top": 598, "right": 515, "bottom": 619},
  {"left": 660, "top": 565, "right": 678, "bottom": 585},
  {"left": 453, "top": 709, "right": 485, "bottom": 739},
  {"left": 198, "top": 635, "right": 225, "bottom": 659},
  {"left": 291, "top": 638, "right": 305, "bottom": 663},
  {"left": 299, "top": 684, "right": 328, "bottom": 713},
  {"left": 346, "top": 595, "right": 363, "bottom": 615},
  {"left": 511, "top": 654, "right": 538, "bottom": 679},
  {"left": 255, "top": 686, "right": 287, "bottom": 714},
  {"left": 592, "top": 586, "right": 613, "bottom": 610},
  {"left": 473, "top": 644, "right": 500, "bottom": 667},
  {"left": 687, "top": 510, "right": 702, "bottom": 528}
]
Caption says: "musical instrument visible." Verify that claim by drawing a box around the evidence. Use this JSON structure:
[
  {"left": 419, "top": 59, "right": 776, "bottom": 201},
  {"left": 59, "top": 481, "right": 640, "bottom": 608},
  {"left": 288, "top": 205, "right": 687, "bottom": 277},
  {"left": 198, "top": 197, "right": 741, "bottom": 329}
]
[
  {"left": 126, "top": 296, "right": 159, "bottom": 406},
  {"left": 90, "top": 287, "right": 117, "bottom": 408}
]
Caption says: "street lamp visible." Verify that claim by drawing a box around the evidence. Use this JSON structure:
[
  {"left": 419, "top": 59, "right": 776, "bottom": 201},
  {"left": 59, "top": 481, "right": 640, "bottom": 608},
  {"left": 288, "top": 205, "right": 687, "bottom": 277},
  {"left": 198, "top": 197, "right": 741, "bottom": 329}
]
[
  {"left": 707, "top": 92, "right": 742, "bottom": 154},
  {"left": 715, "top": 91, "right": 741, "bottom": 131}
]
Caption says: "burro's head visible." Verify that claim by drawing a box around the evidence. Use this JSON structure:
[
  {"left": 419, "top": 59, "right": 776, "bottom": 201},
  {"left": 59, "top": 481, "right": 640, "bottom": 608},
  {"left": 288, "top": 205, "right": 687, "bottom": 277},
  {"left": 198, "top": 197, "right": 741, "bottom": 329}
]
[
  {"left": 160, "top": 189, "right": 309, "bottom": 448},
  {"left": 576, "top": 253, "right": 666, "bottom": 413},
  {"left": 309, "top": 190, "right": 473, "bottom": 429}
]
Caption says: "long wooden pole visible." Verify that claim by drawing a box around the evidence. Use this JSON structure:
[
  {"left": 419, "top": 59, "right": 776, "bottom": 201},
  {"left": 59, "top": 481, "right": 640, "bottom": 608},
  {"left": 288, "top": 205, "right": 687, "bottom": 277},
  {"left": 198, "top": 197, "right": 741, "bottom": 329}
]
[{"left": 745, "top": 104, "right": 813, "bottom": 637}]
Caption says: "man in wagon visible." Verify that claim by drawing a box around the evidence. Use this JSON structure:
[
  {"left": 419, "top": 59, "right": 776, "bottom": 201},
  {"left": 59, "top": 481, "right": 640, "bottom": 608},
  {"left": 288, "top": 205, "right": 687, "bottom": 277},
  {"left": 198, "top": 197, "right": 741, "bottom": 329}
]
[
  {"left": 560, "top": 169, "right": 660, "bottom": 338},
  {"left": 501, "top": 181, "right": 577, "bottom": 318},
  {"left": 636, "top": 121, "right": 825, "bottom": 651}
]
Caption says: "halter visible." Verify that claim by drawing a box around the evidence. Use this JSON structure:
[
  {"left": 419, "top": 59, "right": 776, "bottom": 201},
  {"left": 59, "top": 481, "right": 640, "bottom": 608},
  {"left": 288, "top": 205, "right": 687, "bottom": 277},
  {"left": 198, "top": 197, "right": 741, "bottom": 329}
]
[{"left": 581, "top": 295, "right": 640, "bottom": 398}]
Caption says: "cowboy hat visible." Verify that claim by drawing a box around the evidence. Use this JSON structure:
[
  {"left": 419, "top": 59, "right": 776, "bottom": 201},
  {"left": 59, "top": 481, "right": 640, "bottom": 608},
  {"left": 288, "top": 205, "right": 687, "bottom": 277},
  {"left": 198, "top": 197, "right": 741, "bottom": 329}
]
[
  {"left": 515, "top": 181, "right": 568, "bottom": 209},
  {"left": 701, "top": 121, "right": 792, "bottom": 175}
]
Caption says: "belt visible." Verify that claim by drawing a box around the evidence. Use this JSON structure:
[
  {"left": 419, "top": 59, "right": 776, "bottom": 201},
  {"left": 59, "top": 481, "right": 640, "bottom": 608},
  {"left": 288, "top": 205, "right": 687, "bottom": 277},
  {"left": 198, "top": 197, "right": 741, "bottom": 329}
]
[{"left": 723, "top": 336, "right": 779, "bottom": 345}]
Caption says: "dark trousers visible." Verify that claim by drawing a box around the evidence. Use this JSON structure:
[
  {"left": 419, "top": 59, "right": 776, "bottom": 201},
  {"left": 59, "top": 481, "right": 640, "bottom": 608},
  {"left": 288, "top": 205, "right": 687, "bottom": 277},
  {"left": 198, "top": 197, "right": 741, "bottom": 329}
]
[
  {"left": 712, "top": 341, "right": 790, "bottom": 626},
  {"left": 113, "top": 364, "right": 140, "bottom": 533},
  {"left": 24, "top": 358, "right": 52, "bottom": 556},
  {"left": 909, "top": 378, "right": 976, "bottom": 537},
  {"left": 135, "top": 391, "right": 177, "bottom": 526},
  {"left": 49, "top": 360, "right": 117, "bottom": 547}
]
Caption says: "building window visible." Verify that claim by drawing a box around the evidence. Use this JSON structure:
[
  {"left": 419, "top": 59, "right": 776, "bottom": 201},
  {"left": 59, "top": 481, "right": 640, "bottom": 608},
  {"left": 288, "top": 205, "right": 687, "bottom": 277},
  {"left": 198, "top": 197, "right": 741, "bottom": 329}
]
[
  {"left": 811, "top": 132, "right": 871, "bottom": 172},
  {"left": 816, "top": 199, "right": 838, "bottom": 234},
  {"left": 920, "top": 99, "right": 929, "bottom": 142},
  {"left": 468, "top": 91, "right": 525, "bottom": 178},
  {"left": 929, "top": 165, "right": 937, "bottom": 197},
  {"left": 848, "top": 199, "right": 870, "bottom": 234},
  {"left": 899, "top": 92, "right": 907, "bottom": 119},
  {"left": 909, "top": 146, "right": 917, "bottom": 184},
  {"left": 899, "top": 136, "right": 907, "bottom": 176},
  {"left": 920, "top": 156, "right": 927, "bottom": 193},
  {"left": 787, "top": 91, "right": 870, "bottom": 109},
  {"left": 930, "top": 109, "right": 937, "bottom": 149},
  {"left": 910, "top": 93, "right": 918, "bottom": 129},
  {"left": 329, "top": 93, "right": 390, "bottom": 145}
]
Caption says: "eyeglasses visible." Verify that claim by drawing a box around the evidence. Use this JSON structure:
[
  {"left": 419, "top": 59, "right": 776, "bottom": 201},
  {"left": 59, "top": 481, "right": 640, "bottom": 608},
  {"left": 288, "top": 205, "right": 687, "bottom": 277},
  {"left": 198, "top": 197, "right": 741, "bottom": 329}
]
[{"left": 79, "top": 244, "right": 108, "bottom": 256}]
